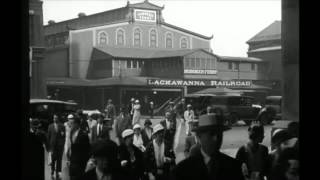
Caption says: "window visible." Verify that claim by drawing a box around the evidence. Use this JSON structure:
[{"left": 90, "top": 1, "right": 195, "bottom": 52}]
[
  {"left": 180, "top": 37, "right": 188, "bottom": 49},
  {"left": 185, "top": 58, "right": 190, "bottom": 68},
  {"left": 190, "top": 58, "right": 195, "bottom": 68},
  {"left": 150, "top": 29, "right": 157, "bottom": 48},
  {"left": 165, "top": 32, "right": 173, "bottom": 48},
  {"left": 234, "top": 62, "right": 239, "bottom": 70},
  {"left": 200, "top": 58, "right": 206, "bottom": 69},
  {"left": 195, "top": 58, "right": 201, "bottom": 68},
  {"left": 133, "top": 28, "right": 141, "bottom": 47},
  {"left": 127, "top": 60, "right": 132, "bottom": 68},
  {"left": 133, "top": 60, "right": 138, "bottom": 68},
  {"left": 98, "top": 31, "right": 108, "bottom": 45},
  {"left": 228, "top": 62, "right": 233, "bottom": 70},
  {"left": 116, "top": 29, "right": 125, "bottom": 45},
  {"left": 251, "top": 63, "right": 256, "bottom": 71},
  {"left": 138, "top": 60, "right": 144, "bottom": 68}
]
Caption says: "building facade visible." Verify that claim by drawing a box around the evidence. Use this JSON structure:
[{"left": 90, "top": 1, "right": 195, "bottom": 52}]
[{"left": 44, "top": 0, "right": 273, "bottom": 112}]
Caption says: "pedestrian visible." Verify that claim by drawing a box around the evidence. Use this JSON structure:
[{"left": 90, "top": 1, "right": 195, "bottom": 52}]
[
  {"left": 132, "top": 99, "right": 141, "bottom": 126},
  {"left": 105, "top": 99, "right": 116, "bottom": 127},
  {"left": 168, "top": 101, "right": 177, "bottom": 130},
  {"left": 114, "top": 107, "right": 132, "bottom": 144},
  {"left": 79, "top": 139, "right": 127, "bottom": 180},
  {"left": 128, "top": 98, "right": 135, "bottom": 121},
  {"left": 133, "top": 124, "right": 146, "bottom": 152},
  {"left": 47, "top": 114, "right": 65, "bottom": 180},
  {"left": 184, "top": 120, "right": 200, "bottom": 158},
  {"left": 141, "top": 119, "right": 153, "bottom": 147},
  {"left": 235, "top": 122, "right": 269, "bottom": 180},
  {"left": 160, "top": 111, "right": 176, "bottom": 152},
  {"left": 175, "top": 98, "right": 186, "bottom": 121},
  {"left": 269, "top": 147, "right": 299, "bottom": 180},
  {"left": 145, "top": 124, "right": 176, "bottom": 180},
  {"left": 119, "top": 129, "right": 145, "bottom": 180},
  {"left": 76, "top": 109, "right": 90, "bottom": 134},
  {"left": 184, "top": 104, "right": 195, "bottom": 136},
  {"left": 206, "top": 106, "right": 214, "bottom": 115},
  {"left": 68, "top": 117, "right": 91, "bottom": 180},
  {"left": 150, "top": 101, "right": 155, "bottom": 118},
  {"left": 87, "top": 112, "right": 97, "bottom": 143},
  {"left": 64, "top": 114, "right": 73, "bottom": 162},
  {"left": 91, "top": 114, "right": 110, "bottom": 144},
  {"left": 171, "top": 114, "right": 244, "bottom": 180}
]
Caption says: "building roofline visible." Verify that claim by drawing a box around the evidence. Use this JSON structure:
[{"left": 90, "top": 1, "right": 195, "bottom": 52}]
[
  {"left": 218, "top": 56, "right": 264, "bottom": 63},
  {"left": 161, "top": 22, "right": 213, "bottom": 40}
]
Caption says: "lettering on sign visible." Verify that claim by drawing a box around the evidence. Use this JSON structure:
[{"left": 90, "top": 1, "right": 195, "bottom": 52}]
[
  {"left": 184, "top": 69, "right": 217, "bottom": 75},
  {"left": 134, "top": 9, "right": 156, "bottom": 22},
  {"left": 147, "top": 79, "right": 252, "bottom": 87}
]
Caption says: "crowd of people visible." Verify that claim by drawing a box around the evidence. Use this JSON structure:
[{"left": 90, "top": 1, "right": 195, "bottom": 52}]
[{"left": 29, "top": 97, "right": 299, "bottom": 180}]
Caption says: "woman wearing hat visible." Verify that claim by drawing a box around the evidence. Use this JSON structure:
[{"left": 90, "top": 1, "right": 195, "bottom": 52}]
[
  {"left": 132, "top": 99, "right": 141, "bottom": 126},
  {"left": 133, "top": 124, "right": 146, "bottom": 152},
  {"left": 145, "top": 124, "right": 176, "bottom": 180},
  {"left": 141, "top": 119, "right": 153, "bottom": 147},
  {"left": 118, "top": 129, "right": 145, "bottom": 180},
  {"left": 184, "top": 104, "right": 195, "bottom": 136}
]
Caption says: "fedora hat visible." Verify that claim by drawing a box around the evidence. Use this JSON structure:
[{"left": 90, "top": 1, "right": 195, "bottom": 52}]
[{"left": 192, "top": 114, "right": 230, "bottom": 133}]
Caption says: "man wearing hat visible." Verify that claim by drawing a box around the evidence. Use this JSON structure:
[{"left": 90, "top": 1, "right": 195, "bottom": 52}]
[
  {"left": 114, "top": 107, "right": 132, "bottom": 144},
  {"left": 128, "top": 98, "right": 135, "bottom": 121},
  {"left": 172, "top": 114, "right": 244, "bottom": 180},
  {"left": 161, "top": 111, "right": 176, "bottom": 152},
  {"left": 91, "top": 114, "right": 110, "bottom": 144},
  {"left": 142, "top": 119, "right": 153, "bottom": 147},
  {"left": 132, "top": 99, "right": 141, "bottom": 126},
  {"left": 118, "top": 129, "right": 145, "bottom": 180},
  {"left": 133, "top": 124, "right": 146, "bottom": 152},
  {"left": 79, "top": 140, "right": 126, "bottom": 180},
  {"left": 105, "top": 99, "right": 116, "bottom": 127},
  {"left": 145, "top": 124, "right": 176, "bottom": 180},
  {"left": 184, "top": 120, "right": 200, "bottom": 158},
  {"left": 184, "top": 104, "right": 195, "bottom": 136}
]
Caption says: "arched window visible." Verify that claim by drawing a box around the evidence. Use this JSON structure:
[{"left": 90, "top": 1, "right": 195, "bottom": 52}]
[
  {"left": 133, "top": 28, "right": 141, "bottom": 47},
  {"left": 149, "top": 29, "right": 157, "bottom": 48},
  {"left": 116, "top": 28, "right": 125, "bottom": 45},
  {"left": 180, "top": 37, "right": 188, "bottom": 49},
  {"left": 98, "top": 31, "right": 108, "bottom": 45},
  {"left": 165, "top": 32, "right": 173, "bottom": 48}
]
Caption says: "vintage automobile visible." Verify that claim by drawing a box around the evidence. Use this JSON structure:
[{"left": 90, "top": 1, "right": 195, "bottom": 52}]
[
  {"left": 29, "top": 99, "right": 78, "bottom": 131},
  {"left": 258, "top": 96, "right": 282, "bottom": 125},
  {"left": 185, "top": 94, "right": 261, "bottom": 125}
]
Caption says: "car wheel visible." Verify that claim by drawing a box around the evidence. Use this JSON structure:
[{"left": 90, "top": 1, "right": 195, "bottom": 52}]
[
  {"left": 260, "top": 112, "right": 272, "bottom": 125},
  {"left": 229, "top": 113, "right": 238, "bottom": 125}
]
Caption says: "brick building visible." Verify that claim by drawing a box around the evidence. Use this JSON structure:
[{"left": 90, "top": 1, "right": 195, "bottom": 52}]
[{"left": 43, "top": 0, "right": 273, "bottom": 112}]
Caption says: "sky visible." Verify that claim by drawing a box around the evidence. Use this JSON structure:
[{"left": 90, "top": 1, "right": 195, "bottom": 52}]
[{"left": 42, "top": 0, "right": 281, "bottom": 57}]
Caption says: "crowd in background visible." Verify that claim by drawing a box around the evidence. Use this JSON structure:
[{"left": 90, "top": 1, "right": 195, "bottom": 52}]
[{"left": 29, "top": 97, "right": 299, "bottom": 180}]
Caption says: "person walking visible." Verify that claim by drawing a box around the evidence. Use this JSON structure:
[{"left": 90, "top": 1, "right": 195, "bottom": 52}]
[
  {"left": 149, "top": 101, "right": 155, "bottom": 118},
  {"left": 184, "top": 120, "right": 199, "bottom": 158},
  {"left": 114, "top": 107, "right": 132, "bottom": 144},
  {"left": 47, "top": 114, "right": 65, "bottom": 179},
  {"left": 128, "top": 98, "right": 135, "bottom": 121},
  {"left": 91, "top": 114, "right": 110, "bottom": 144},
  {"left": 171, "top": 114, "right": 244, "bottom": 180},
  {"left": 68, "top": 117, "right": 91, "bottom": 180},
  {"left": 79, "top": 140, "right": 127, "bottom": 180},
  {"left": 235, "top": 122, "right": 269, "bottom": 180},
  {"left": 160, "top": 111, "right": 176, "bottom": 153},
  {"left": 145, "top": 124, "right": 176, "bottom": 180},
  {"left": 184, "top": 104, "right": 195, "bottom": 136},
  {"left": 105, "top": 99, "right": 116, "bottom": 128},
  {"left": 119, "top": 129, "right": 145, "bottom": 180},
  {"left": 141, "top": 119, "right": 153, "bottom": 147},
  {"left": 86, "top": 112, "right": 97, "bottom": 143},
  {"left": 133, "top": 124, "right": 146, "bottom": 152},
  {"left": 64, "top": 114, "right": 74, "bottom": 163},
  {"left": 132, "top": 99, "right": 141, "bottom": 126},
  {"left": 76, "top": 110, "right": 90, "bottom": 134}
]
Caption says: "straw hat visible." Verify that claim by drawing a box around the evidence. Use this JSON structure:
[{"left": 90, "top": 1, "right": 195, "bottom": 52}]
[
  {"left": 122, "top": 129, "right": 134, "bottom": 139},
  {"left": 67, "top": 114, "right": 74, "bottom": 119},
  {"left": 133, "top": 124, "right": 141, "bottom": 130},
  {"left": 152, "top": 124, "right": 164, "bottom": 136}
]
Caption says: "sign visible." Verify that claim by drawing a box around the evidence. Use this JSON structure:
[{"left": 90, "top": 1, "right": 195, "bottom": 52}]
[
  {"left": 147, "top": 79, "right": 252, "bottom": 87},
  {"left": 184, "top": 69, "right": 217, "bottom": 75},
  {"left": 134, "top": 9, "right": 156, "bottom": 22}
]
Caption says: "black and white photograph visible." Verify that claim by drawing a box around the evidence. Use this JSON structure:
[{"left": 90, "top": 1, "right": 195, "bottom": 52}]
[{"left": 27, "top": 0, "right": 299, "bottom": 179}]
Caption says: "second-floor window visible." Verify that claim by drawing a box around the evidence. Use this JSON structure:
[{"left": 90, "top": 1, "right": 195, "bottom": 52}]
[
  {"left": 228, "top": 62, "right": 233, "bottom": 70},
  {"left": 133, "top": 28, "right": 141, "bottom": 47},
  {"left": 98, "top": 31, "right": 108, "bottom": 45},
  {"left": 116, "top": 29, "right": 125, "bottom": 45},
  {"left": 234, "top": 62, "right": 239, "bottom": 70},
  {"left": 251, "top": 63, "right": 256, "bottom": 71},
  {"left": 180, "top": 37, "right": 188, "bottom": 49},
  {"left": 150, "top": 29, "right": 157, "bottom": 48},
  {"left": 166, "top": 32, "right": 173, "bottom": 48}
]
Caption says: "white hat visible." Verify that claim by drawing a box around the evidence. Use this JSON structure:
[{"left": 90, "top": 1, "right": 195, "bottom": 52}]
[
  {"left": 152, "top": 124, "right": 164, "bottom": 136},
  {"left": 122, "top": 129, "right": 134, "bottom": 139},
  {"left": 67, "top": 114, "right": 74, "bottom": 119},
  {"left": 135, "top": 99, "right": 140, "bottom": 103},
  {"left": 187, "top": 104, "right": 192, "bottom": 108},
  {"left": 133, "top": 124, "right": 141, "bottom": 130},
  {"left": 88, "top": 112, "right": 93, "bottom": 116}
]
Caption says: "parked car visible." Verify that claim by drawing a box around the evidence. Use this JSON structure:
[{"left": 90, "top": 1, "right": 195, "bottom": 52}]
[
  {"left": 185, "top": 94, "right": 261, "bottom": 125},
  {"left": 29, "top": 99, "right": 78, "bottom": 131},
  {"left": 258, "top": 96, "right": 282, "bottom": 125}
]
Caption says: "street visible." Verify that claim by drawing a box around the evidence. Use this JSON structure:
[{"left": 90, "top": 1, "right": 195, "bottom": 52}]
[{"left": 45, "top": 118, "right": 272, "bottom": 180}]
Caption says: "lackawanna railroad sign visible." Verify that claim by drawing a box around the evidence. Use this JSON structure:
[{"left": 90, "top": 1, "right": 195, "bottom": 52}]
[{"left": 147, "top": 79, "right": 251, "bottom": 87}]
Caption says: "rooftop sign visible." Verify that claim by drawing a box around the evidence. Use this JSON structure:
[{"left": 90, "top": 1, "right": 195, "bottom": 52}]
[{"left": 134, "top": 9, "right": 156, "bottom": 23}]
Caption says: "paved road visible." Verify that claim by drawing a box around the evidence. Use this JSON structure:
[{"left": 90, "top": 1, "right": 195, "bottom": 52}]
[{"left": 44, "top": 118, "right": 272, "bottom": 180}]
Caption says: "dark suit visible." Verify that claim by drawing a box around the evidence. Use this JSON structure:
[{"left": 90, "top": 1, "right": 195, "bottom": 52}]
[
  {"left": 184, "top": 135, "right": 198, "bottom": 158},
  {"left": 114, "top": 114, "right": 132, "bottom": 142},
  {"left": 79, "top": 168, "right": 127, "bottom": 180},
  {"left": 141, "top": 127, "right": 153, "bottom": 147},
  {"left": 118, "top": 144, "right": 145, "bottom": 180},
  {"left": 91, "top": 123, "right": 110, "bottom": 143},
  {"left": 69, "top": 129, "right": 90, "bottom": 180},
  {"left": 171, "top": 152, "right": 244, "bottom": 180},
  {"left": 160, "top": 119, "right": 176, "bottom": 151},
  {"left": 47, "top": 123, "right": 65, "bottom": 174}
]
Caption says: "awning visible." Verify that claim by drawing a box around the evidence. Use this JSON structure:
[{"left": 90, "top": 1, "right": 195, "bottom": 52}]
[{"left": 192, "top": 87, "right": 243, "bottom": 96}]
